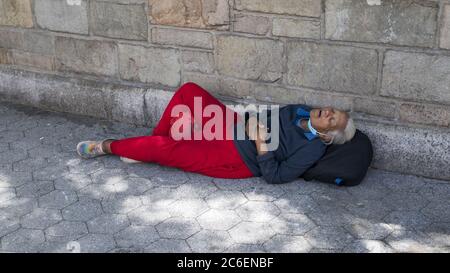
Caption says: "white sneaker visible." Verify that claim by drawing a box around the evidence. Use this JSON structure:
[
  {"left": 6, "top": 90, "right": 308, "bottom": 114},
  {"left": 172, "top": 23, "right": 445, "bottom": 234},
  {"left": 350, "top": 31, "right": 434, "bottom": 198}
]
[{"left": 120, "top": 157, "right": 143, "bottom": 164}]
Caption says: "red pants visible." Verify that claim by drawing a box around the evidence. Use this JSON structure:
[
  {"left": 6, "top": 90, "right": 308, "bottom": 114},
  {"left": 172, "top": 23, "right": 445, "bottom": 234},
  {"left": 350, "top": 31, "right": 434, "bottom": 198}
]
[{"left": 110, "top": 82, "right": 254, "bottom": 179}]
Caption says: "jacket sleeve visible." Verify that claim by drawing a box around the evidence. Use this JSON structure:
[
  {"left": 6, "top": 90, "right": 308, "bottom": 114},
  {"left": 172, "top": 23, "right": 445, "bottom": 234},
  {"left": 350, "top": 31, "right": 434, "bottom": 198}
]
[{"left": 256, "top": 143, "right": 326, "bottom": 184}]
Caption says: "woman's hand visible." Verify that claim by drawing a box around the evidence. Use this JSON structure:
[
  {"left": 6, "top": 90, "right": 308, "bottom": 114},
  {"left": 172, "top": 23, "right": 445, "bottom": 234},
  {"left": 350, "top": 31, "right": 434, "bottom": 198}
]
[{"left": 245, "top": 116, "right": 268, "bottom": 142}]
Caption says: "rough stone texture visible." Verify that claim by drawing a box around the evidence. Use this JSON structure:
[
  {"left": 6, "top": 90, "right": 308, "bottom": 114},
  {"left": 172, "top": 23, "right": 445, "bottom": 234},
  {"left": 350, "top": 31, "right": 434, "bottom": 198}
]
[
  {"left": 90, "top": 1, "right": 148, "bottom": 40},
  {"left": 325, "top": 0, "right": 438, "bottom": 47},
  {"left": 355, "top": 119, "right": 450, "bottom": 181},
  {"left": 216, "top": 35, "right": 283, "bottom": 82},
  {"left": 55, "top": 37, "right": 118, "bottom": 77},
  {"left": 34, "top": 0, "right": 89, "bottom": 34},
  {"left": 272, "top": 18, "right": 320, "bottom": 39},
  {"left": 0, "top": 0, "right": 33, "bottom": 27},
  {"left": 286, "top": 41, "right": 378, "bottom": 95},
  {"left": 149, "top": 0, "right": 229, "bottom": 29},
  {"left": 152, "top": 27, "right": 213, "bottom": 49},
  {"left": 441, "top": 5, "right": 450, "bottom": 49},
  {"left": 11, "top": 51, "right": 54, "bottom": 71},
  {"left": 0, "top": 48, "right": 12, "bottom": 64},
  {"left": 233, "top": 13, "right": 270, "bottom": 35},
  {"left": 399, "top": 103, "right": 450, "bottom": 127},
  {"left": 119, "top": 44, "right": 181, "bottom": 87},
  {"left": 181, "top": 50, "right": 214, "bottom": 74},
  {"left": 381, "top": 50, "right": 450, "bottom": 104},
  {"left": 0, "top": 102, "right": 449, "bottom": 252},
  {"left": 0, "top": 29, "right": 22, "bottom": 49},
  {"left": 21, "top": 31, "right": 55, "bottom": 55},
  {"left": 235, "top": 0, "right": 321, "bottom": 17},
  {"left": 353, "top": 98, "right": 397, "bottom": 119}
]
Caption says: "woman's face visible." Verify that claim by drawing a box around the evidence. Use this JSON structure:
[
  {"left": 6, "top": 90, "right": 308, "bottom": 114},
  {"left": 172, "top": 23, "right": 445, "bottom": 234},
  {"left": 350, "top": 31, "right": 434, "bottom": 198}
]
[{"left": 310, "top": 106, "right": 348, "bottom": 134}]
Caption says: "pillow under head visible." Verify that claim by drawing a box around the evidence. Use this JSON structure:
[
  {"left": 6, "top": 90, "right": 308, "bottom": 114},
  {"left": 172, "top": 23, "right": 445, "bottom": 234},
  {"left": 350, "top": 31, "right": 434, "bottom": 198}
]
[{"left": 301, "top": 129, "right": 373, "bottom": 186}]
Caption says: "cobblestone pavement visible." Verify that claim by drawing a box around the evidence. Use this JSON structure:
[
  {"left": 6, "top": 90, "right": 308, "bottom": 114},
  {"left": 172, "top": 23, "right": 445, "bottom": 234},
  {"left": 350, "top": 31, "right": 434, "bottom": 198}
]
[{"left": 0, "top": 101, "right": 449, "bottom": 253}]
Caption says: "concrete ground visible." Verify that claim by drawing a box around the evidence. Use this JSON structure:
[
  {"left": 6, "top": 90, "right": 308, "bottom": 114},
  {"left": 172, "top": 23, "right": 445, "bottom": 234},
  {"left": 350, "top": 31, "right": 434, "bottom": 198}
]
[{"left": 0, "top": 101, "right": 449, "bottom": 253}]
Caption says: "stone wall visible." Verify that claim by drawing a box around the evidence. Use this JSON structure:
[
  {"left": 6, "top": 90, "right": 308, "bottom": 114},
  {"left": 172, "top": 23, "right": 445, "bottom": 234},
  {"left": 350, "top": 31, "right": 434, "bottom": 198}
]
[{"left": 0, "top": 0, "right": 449, "bottom": 180}]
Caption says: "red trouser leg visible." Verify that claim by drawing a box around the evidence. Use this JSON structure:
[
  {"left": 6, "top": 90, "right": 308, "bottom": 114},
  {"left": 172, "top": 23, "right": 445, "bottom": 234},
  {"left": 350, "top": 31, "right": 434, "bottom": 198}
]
[{"left": 109, "top": 82, "right": 253, "bottom": 179}]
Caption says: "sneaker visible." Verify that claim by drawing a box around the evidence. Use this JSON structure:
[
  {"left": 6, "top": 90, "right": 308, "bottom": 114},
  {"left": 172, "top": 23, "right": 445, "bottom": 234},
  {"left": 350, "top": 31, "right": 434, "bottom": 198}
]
[
  {"left": 76, "top": 139, "right": 111, "bottom": 159},
  {"left": 120, "top": 157, "right": 143, "bottom": 164}
]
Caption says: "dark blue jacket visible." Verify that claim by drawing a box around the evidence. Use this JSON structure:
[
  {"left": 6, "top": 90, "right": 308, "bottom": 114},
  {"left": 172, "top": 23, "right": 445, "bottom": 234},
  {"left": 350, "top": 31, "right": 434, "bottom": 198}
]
[{"left": 233, "top": 104, "right": 326, "bottom": 184}]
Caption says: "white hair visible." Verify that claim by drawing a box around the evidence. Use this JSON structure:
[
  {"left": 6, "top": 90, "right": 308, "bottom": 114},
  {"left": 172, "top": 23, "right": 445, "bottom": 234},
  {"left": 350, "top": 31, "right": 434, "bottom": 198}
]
[{"left": 321, "top": 114, "right": 356, "bottom": 145}]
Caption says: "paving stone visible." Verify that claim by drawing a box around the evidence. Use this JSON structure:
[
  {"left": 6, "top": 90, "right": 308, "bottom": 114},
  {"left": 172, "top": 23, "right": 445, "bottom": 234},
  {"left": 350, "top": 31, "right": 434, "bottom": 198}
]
[
  {"left": 150, "top": 168, "right": 190, "bottom": 187},
  {"left": 0, "top": 170, "right": 32, "bottom": 188},
  {"left": 304, "top": 227, "right": 355, "bottom": 250},
  {"left": 156, "top": 217, "right": 201, "bottom": 240},
  {"left": 127, "top": 205, "right": 171, "bottom": 226},
  {"left": 205, "top": 190, "right": 248, "bottom": 210},
  {"left": 344, "top": 218, "right": 394, "bottom": 240},
  {"left": 168, "top": 198, "right": 210, "bottom": 218},
  {"left": 1, "top": 228, "right": 45, "bottom": 253},
  {"left": 114, "top": 225, "right": 160, "bottom": 249},
  {"left": 384, "top": 210, "right": 432, "bottom": 231},
  {"left": 76, "top": 234, "right": 116, "bottom": 253},
  {"left": 61, "top": 198, "right": 103, "bottom": 222},
  {"left": 417, "top": 222, "right": 450, "bottom": 248},
  {"left": 0, "top": 197, "right": 37, "bottom": 219},
  {"left": 263, "top": 234, "right": 312, "bottom": 253},
  {"left": 386, "top": 229, "right": 444, "bottom": 253},
  {"left": 274, "top": 193, "right": 321, "bottom": 214},
  {"left": 228, "top": 222, "right": 276, "bottom": 244},
  {"left": 187, "top": 230, "right": 233, "bottom": 253},
  {"left": 196, "top": 209, "right": 241, "bottom": 231},
  {"left": 224, "top": 243, "right": 266, "bottom": 253},
  {"left": 382, "top": 192, "right": 430, "bottom": 211},
  {"left": 421, "top": 202, "right": 450, "bottom": 223},
  {"left": 54, "top": 173, "right": 92, "bottom": 191},
  {"left": 13, "top": 157, "right": 49, "bottom": 172},
  {"left": 235, "top": 201, "right": 280, "bottom": 223},
  {"left": 101, "top": 194, "right": 142, "bottom": 214},
  {"left": 212, "top": 177, "right": 260, "bottom": 191},
  {"left": 241, "top": 184, "right": 285, "bottom": 202},
  {"left": 33, "top": 165, "right": 70, "bottom": 181},
  {"left": 0, "top": 217, "right": 20, "bottom": 238},
  {"left": 172, "top": 181, "right": 218, "bottom": 199},
  {"left": 87, "top": 214, "right": 130, "bottom": 234},
  {"left": 269, "top": 213, "right": 316, "bottom": 236},
  {"left": 45, "top": 221, "right": 88, "bottom": 243},
  {"left": 16, "top": 180, "right": 55, "bottom": 198},
  {"left": 38, "top": 190, "right": 77, "bottom": 209},
  {"left": 145, "top": 239, "right": 192, "bottom": 253},
  {"left": 140, "top": 187, "right": 178, "bottom": 207},
  {"left": 344, "top": 199, "right": 393, "bottom": 221},
  {"left": 0, "top": 187, "right": 16, "bottom": 203},
  {"left": 343, "top": 240, "right": 394, "bottom": 253},
  {"left": 308, "top": 208, "right": 354, "bottom": 227},
  {"left": 21, "top": 208, "right": 62, "bottom": 229},
  {"left": 0, "top": 149, "right": 28, "bottom": 164},
  {"left": 419, "top": 183, "right": 450, "bottom": 202},
  {"left": 69, "top": 159, "right": 106, "bottom": 176}
]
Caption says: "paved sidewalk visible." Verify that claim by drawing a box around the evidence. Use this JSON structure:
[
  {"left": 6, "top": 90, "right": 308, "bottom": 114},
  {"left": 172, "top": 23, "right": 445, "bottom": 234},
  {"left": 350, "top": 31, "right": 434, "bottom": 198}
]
[{"left": 0, "top": 101, "right": 449, "bottom": 253}]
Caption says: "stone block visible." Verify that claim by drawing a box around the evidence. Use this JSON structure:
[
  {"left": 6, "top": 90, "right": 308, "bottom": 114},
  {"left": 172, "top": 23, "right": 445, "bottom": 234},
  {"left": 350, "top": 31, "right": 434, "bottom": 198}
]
[
  {"left": 181, "top": 50, "right": 214, "bottom": 73},
  {"left": 34, "top": 0, "right": 89, "bottom": 34},
  {"left": 0, "top": 48, "right": 12, "bottom": 64},
  {"left": 381, "top": 50, "right": 450, "bottom": 104},
  {"left": 286, "top": 41, "right": 378, "bottom": 95},
  {"left": 12, "top": 51, "right": 54, "bottom": 70},
  {"left": 0, "top": 0, "right": 33, "bottom": 27},
  {"left": 152, "top": 27, "right": 213, "bottom": 49},
  {"left": 90, "top": 1, "right": 147, "bottom": 40},
  {"left": 216, "top": 35, "right": 283, "bottom": 82},
  {"left": 235, "top": 0, "right": 321, "bottom": 17},
  {"left": 119, "top": 43, "right": 180, "bottom": 87},
  {"left": 233, "top": 13, "right": 270, "bottom": 35},
  {"left": 55, "top": 37, "right": 118, "bottom": 76},
  {"left": 22, "top": 31, "right": 55, "bottom": 55},
  {"left": 353, "top": 97, "right": 397, "bottom": 119},
  {"left": 273, "top": 17, "right": 320, "bottom": 39},
  {"left": 440, "top": 5, "right": 450, "bottom": 49},
  {"left": 0, "top": 29, "right": 22, "bottom": 49},
  {"left": 325, "top": 0, "right": 438, "bottom": 47},
  {"left": 149, "top": 0, "right": 230, "bottom": 29},
  {"left": 399, "top": 103, "right": 450, "bottom": 127}
]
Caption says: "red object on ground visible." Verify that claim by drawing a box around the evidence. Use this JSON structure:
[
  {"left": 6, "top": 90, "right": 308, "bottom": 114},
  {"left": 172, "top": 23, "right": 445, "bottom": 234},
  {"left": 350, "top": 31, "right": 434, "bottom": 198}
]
[{"left": 110, "top": 82, "right": 254, "bottom": 179}]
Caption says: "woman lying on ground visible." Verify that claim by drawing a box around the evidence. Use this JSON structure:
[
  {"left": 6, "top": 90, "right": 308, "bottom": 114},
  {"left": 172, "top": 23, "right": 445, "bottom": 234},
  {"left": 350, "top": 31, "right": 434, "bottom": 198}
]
[{"left": 76, "top": 82, "right": 356, "bottom": 184}]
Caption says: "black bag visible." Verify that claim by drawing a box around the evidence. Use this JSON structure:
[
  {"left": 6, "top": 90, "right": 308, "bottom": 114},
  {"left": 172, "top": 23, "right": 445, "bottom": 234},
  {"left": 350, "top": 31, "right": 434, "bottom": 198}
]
[{"left": 301, "top": 129, "right": 373, "bottom": 186}]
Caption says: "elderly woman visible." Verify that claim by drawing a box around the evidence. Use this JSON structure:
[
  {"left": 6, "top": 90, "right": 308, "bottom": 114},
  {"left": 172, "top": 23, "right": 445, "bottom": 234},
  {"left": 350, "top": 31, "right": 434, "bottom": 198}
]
[{"left": 77, "top": 82, "right": 356, "bottom": 184}]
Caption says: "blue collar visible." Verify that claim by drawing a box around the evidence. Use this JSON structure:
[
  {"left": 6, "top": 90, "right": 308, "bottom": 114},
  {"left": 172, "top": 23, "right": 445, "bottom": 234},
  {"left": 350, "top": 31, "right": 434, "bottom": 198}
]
[{"left": 293, "top": 107, "right": 318, "bottom": 141}]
